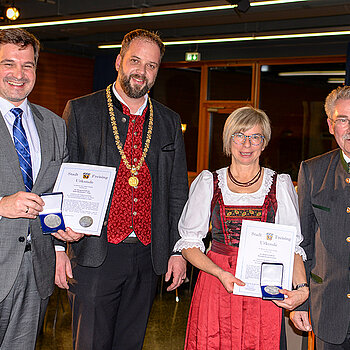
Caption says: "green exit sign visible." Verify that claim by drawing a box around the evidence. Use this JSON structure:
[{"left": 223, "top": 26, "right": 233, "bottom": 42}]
[{"left": 185, "top": 52, "right": 201, "bottom": 61}]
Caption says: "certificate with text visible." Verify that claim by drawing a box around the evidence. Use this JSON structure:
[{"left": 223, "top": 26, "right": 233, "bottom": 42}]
[
  {"left": 233, "top": 220, "right": 296, "bottom": 298},
  {"left": 53, "top": 163, "right": 116, "bottom": 236}
]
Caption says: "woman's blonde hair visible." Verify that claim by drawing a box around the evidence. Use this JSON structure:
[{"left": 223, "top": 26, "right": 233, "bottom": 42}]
[{"left": 223, "top": 106, "right": 271, "bottom": 156}]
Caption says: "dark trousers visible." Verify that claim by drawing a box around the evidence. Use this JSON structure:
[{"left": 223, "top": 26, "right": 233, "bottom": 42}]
[{"left": 68, "top": 242, "right": 158, "bottom": 350}]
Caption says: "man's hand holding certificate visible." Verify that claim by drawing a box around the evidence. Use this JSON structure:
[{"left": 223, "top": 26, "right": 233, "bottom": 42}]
[
  {"left": 233, "top": 220, "right": 296, "bottom": 299},
  {"left": 53, "top": 163, "right": 116, "bottom": 236}
]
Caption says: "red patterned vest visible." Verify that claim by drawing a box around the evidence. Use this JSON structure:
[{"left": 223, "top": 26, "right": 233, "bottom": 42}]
[
  {"left": 107, "top": 99, "right": 152, "bottom": 246},
  {"left": 210, "top": 170, "right": 278, "bottom": 247}
]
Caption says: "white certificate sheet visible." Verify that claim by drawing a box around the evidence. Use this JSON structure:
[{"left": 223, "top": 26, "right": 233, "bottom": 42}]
[
  {"left": 233, "top": 220, "right": 296, "bottom": 298},
  {"left": 53, "top": 163, "right": 116, "bottom": 236}
]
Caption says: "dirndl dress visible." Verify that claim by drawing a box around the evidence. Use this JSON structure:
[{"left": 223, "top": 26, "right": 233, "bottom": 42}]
[{"left": 184, "top": 171, "right": 284, "bottom": 350}]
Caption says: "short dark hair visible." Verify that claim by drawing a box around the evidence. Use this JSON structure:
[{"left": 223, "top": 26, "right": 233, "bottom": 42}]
[
  {"left": 120, "top": 29, "right": 165, "bottom": 59},
  {"left": 0, "top": 28, "right": 40, "bottom": 64}
]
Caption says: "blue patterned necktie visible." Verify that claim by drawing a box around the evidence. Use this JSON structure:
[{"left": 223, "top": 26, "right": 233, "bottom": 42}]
[{"left": 12, "top": 108, "right": 33, "bottom": 192}]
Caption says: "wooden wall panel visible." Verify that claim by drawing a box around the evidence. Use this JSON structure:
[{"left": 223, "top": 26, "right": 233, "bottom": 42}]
[{"left": 30, "top": 52, "right": 94, "bottom": 117}]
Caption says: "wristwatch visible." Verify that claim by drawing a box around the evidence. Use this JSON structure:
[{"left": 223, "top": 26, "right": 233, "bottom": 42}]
[{"left": 294, "top": 283, "right": 309, "bottom": 290}]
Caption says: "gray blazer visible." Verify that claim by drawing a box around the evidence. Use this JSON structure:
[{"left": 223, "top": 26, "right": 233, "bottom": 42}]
[
  {"left": 298, "top": 149, "right": 350, "bottom": 344},
  {"left": 63, "top": 89, "right": 188, "bottom": 275},
  {"left": 0, "top": 102, "right": 68, "bottom": 302}
]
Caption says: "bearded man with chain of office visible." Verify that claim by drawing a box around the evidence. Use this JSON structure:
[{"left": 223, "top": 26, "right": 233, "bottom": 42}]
[{"left": 55, "top": 29, "right": 188, "bottom": 350}]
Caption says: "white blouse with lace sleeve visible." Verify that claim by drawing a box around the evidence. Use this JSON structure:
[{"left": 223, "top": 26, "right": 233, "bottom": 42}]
[{"left": 173, "top": 167, "right": 306, "bottom": 260}]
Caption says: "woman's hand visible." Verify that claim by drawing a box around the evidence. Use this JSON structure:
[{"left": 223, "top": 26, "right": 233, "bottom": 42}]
[
  {"left": 182, "top": 247, "right": 245, "bottom": 293},
  {"left": 217, "top": 270, "right": 245, "bottom": 293},
  {"left": 273, "top": 287, "right": 309, "bottom": 310}
]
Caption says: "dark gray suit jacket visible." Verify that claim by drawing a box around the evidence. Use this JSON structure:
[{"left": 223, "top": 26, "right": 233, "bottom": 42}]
[
  {"left": 298, "top": 149, "right": 350, "bottom": 344},
  {"left": 63, "top": 89, "right": 188, "bottom": 275},
  {"left": 0, "top": 103, "right": 68, "bottom": 302}
]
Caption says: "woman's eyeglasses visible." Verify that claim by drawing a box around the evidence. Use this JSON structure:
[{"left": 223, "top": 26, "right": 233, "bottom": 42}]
[{"left": 232, "top": 133, "right": 264, "bottom": 146}]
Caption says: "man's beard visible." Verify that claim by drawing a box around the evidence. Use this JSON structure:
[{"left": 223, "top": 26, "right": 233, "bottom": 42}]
[{"left": 119, "top": 65, "right": 153, "bottom": 99}]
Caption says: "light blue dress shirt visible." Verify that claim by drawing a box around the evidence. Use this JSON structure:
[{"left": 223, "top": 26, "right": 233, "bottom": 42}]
[{"left": 0, "top": 96, "right": 41, "bottom": 180}]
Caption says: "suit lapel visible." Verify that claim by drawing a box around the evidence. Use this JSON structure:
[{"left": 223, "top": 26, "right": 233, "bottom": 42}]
[
  {"left": 0, "top": 111, "right": 25, "bottom": 187},
  {"left": 30, "top": 103, "right": 52, "bottom": 192}
]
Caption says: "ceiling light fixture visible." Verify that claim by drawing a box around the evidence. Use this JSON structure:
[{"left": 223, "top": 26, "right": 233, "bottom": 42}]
[
  {"left": 227, "top": 0, "right": 250, "bottom": 13},
  {"left": 327, "top": 78, "right": 345, "bottom": 84},
  {"left": 0, "top": 0, "right": 309, "bottom": 29},
  {"left": 5, "top": 6, "right": 20, "bottom": 21},
  {"left": 98, "top": 30, "right": 350, "bottom": 49},
  {"left": 279, "top": 71, "right": 346, "bottom": 76}
]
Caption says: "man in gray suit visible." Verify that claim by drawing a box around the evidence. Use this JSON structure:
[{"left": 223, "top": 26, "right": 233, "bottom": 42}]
[
  {"left": 55, "top": 29, "right": 188, "bottom": 350},
  {"left": 291, "top": 85, "right": 350, "bottom": 349},
  {"left": 0, "top": 28, "right": 81, "bottom": 350}
]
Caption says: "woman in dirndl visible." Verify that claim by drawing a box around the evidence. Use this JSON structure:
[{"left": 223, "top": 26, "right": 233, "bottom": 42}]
[{"left": 174, "top": 106, "right": 308, "bottom": 350}]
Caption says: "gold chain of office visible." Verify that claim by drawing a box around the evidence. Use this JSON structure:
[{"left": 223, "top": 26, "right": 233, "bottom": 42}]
[{"left": 106, "top": 84, "right": 154, "bottom": 187}]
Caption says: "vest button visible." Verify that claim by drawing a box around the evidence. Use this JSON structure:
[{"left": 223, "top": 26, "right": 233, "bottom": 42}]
[
  {"left": 18, "top": 236, "right": 25, "bottom": 242},
  {"left": 346, "top": 178, "right": 350, "bottom": 184},
  {"left": 134, "top": 145, "right": 137, "bottom": 149},
  {"left": 132, "top": 119, "right": 136, "bottom": 123},
  {"left": 133, "top": 211, "right": 137, "bottom": 216},
  {"left": 134, "top": 198, "right": 138, "bottom": 202},
  {"left": 347, "top": 294, "right": 350, "bottom": 299}
]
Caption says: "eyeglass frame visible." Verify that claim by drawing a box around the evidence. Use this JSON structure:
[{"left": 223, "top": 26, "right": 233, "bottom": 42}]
[
  {"left": 328, "top": 117, "right": 350, "bottom": 128},
  {"left": 231, "top": 132, "right": 265, "bottom": 146}
]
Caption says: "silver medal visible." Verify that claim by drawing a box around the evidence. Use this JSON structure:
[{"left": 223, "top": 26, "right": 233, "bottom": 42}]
[
  {"left": 79, "top": 216, "right": 93, "bottom": 228},
  {"left": 264, "top": 286, "right": 280, "bottom": 295},
  {"left": 44, "top": 214, "right": 62, "bottom": 229}
]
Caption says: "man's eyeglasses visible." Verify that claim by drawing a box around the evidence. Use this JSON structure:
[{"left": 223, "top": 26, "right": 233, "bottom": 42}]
[
  {"left": 232, "top": 133, "right": 264, "bottom": 146},
  {"left": 329, "top": 117, "right": 350, "bottom": 128}
]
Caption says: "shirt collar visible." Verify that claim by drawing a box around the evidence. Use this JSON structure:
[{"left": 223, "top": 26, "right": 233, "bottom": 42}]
[
  {"left": 342, "top": 151, "right": 350, "bottom": 164},
  {"left": 0, "top": 96, "right": 29, "bottom": 119},
  {"left": 112, "top": 82, "right": 148, "bottom": 116}
]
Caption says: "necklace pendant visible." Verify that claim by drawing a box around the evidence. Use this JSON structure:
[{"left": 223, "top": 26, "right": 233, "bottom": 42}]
[{"left": 129, "top": 176, "right": 139, "bottom": 187}]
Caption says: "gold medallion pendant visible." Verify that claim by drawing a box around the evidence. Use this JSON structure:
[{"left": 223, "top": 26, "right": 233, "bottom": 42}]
[
  {"left": 106, "top": 84, "right": 153, "bottom": 189},
  {"left": 129, "top": 176, "right": 139, "bottom": 187}
]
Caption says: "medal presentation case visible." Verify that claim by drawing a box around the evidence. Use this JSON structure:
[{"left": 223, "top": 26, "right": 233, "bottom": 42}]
[
  {"left": 260, "top": 262, "right": 284, "bottom": 300},
  {"left": 39, "top": 192, "right": 66, "bottom": 234}
]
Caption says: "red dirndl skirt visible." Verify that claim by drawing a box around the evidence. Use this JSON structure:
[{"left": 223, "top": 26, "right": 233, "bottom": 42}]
[{"left": 184, "top": 241, "right": 282, "bottom": 350}]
